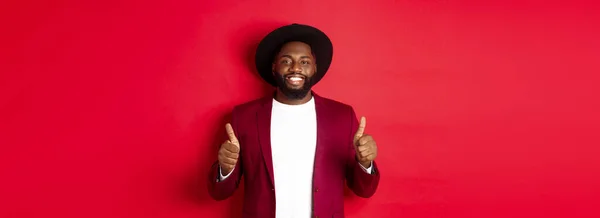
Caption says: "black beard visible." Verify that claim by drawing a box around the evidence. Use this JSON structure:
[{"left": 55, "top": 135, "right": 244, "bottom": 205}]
[{"left": 273, "top": 72, "right": 313, "bottom": 100}]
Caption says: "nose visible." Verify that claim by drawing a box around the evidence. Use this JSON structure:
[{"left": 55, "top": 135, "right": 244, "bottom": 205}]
[{"left": 290, "top": 61, "right": 302, "bottom": 73}]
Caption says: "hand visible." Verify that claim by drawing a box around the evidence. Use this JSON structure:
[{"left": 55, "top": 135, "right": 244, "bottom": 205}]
[
  {"left": 218, "top": 123, "right": 240, "bottom": 175},
  {"left": 354, "top": 116, "right": 377, "bottom": 168}
]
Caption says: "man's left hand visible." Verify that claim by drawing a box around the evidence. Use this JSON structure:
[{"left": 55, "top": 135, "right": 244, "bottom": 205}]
[{"left": 353, "top": 116, "right": 378, "bottom": 168}]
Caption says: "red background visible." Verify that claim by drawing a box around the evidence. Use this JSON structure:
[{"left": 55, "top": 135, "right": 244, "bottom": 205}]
[{"left": 1, "top": 0, "right": 599, "bottom": 217}]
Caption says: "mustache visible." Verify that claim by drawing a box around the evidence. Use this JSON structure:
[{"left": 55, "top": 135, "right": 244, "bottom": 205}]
[{"left": 278, "top": 72, "right": 307, "bottom": 79}]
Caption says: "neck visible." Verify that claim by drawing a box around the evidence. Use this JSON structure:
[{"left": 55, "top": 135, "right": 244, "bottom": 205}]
[{"left": 274, "top": 89, "right": 313, "bottom": 105}]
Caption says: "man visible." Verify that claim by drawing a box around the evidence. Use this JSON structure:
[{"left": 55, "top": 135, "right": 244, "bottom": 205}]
[{"left": 207, "top": 23, "right": 381, "bottom": 218}]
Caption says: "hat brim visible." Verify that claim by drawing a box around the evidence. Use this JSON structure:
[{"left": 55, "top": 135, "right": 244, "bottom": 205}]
[{"left": 255, "top": 23, "right": 333, "bottom": 87}]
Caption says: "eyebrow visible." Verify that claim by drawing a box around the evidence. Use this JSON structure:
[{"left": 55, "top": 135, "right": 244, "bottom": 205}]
[{"left": 279, "top": 54, "right": 313, "bottom": 59}]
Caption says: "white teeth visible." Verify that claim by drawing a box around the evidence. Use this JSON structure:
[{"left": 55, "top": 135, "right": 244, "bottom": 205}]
[{"left": 288, "top": 77, "right": 303, "bottom": 81}]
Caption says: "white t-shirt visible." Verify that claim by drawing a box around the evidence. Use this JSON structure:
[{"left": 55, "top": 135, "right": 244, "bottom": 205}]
[{"left": 269, "top": 97, "right": 318, "bottom": 218}]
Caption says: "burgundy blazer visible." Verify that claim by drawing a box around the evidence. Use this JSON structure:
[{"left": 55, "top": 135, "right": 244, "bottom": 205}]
[{"left": 207, "top": 93, "right": 380, "bottom": 218}]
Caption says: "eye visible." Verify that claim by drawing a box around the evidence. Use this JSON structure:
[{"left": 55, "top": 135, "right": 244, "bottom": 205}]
[
  {"left": 280, "top": 59, "right": 291, "bottom": 64},
  {"left": 301, "top": 60, "right": 310, "bottom": 65}
]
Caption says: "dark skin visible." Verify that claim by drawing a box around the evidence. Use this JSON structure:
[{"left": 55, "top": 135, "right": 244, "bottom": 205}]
[
  {"left": 217, "top": 41, "right": 377, "bottom": 176},
  {"left": 271, "top": 41, "right": 316, "bottom": 105}
]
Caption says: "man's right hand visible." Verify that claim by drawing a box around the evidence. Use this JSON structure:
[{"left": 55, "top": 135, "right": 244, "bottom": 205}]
[{"left": 218, "top": 123, "right": 240, "bottom": 176}]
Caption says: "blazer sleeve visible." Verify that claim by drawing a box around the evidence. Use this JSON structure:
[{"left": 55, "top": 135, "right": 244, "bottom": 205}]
[
  {"left": 207, "top": 108, "right": 243, "bottom": 201},
  {"left": 345, "top": 106, "right": 380, "bottom": 198},
  {"left": 207, "top": 160, "right": 242, "bottom": 200}
]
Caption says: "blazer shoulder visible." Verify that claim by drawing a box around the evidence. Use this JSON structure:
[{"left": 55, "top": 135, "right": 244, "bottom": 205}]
[
  {"left": 233, "top": 98, "right": 262, "bottom": 110},
  {"left": 230, "top": 96, "right": 269, "bottom": 117}
]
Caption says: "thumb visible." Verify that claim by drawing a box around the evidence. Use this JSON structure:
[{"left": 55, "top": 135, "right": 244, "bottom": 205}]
[
  {"left": 225, "top": 123, "right": 239, "bottom": 146},
  {"left": 354, "top": 116, "right": 366, "bottom": 142}
]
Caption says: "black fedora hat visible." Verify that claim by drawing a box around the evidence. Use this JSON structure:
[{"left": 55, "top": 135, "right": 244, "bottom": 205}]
[{"left": 255, "top": 23, "right": 333, "bottom": 87}]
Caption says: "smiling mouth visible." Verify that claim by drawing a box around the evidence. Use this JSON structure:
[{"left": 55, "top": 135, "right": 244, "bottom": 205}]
[{"left": 285, "top": 74, "right": 305, "bottom": 85}]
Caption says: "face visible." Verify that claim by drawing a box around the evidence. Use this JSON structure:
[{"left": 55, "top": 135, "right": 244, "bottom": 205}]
[{"left": 272, "top": 41, "right": 317, "bottom": 100}]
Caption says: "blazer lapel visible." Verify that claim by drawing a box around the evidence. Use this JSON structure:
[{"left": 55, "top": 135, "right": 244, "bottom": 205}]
[
  {"left": 257, "top": 96, "right": 275, "bottom": 187},
  {"left": 313, "top": 93, "right": 327, "bottom": 182}
]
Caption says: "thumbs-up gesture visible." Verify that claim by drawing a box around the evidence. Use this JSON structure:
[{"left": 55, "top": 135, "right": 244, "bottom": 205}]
[
  {"left": 354, "top": 116, "right": 377, "bottom": 168},
  {"left": 218, "top": 123, "right": 240, "bottom": 175}
]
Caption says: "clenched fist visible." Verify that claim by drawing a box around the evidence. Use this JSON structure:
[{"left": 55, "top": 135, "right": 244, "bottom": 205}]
[
  {"left": 354, "top": 116, "right": 378, "bottom": 168},
  {"left": 218, "top": 123, "right": 240, "bottom": 175}
]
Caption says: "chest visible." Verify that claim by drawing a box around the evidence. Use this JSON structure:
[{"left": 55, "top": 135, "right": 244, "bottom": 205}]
[{"left": 269, "top": 107, "right": 317, "bottom": 164}]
